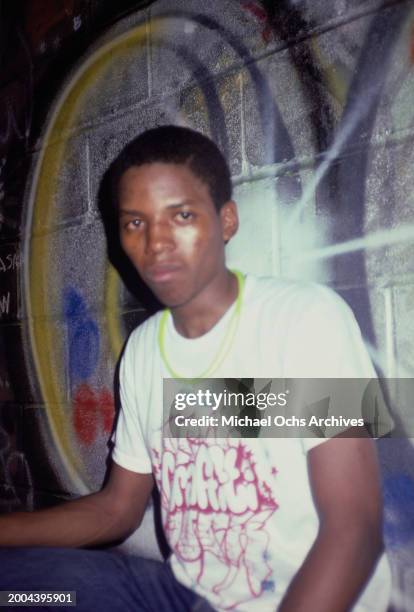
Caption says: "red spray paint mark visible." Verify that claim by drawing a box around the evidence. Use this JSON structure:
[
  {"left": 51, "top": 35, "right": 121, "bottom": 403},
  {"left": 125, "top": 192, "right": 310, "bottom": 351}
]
[
  {"left": 241, "top": 1, "right": 273, "bottom": 43},
  {"left": 73, "top": 383, "right": 115, "bottom": 445}
]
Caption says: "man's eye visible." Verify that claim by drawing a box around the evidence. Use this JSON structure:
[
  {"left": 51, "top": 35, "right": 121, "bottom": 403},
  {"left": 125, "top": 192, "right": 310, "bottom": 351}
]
[
  {"left": 177, "top": 211, "right": 193, "bottom": 221},
  {"left": 126, "top": 219, "right": 142, "bottom": 229}
]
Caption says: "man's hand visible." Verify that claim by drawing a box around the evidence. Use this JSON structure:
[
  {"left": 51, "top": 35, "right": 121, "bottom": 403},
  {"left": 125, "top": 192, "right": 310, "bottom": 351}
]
[
  {"left": 0, "top": 462, "right": 154, "bottom": 549},
  {"left": 279, "top": 433, "right": 384, "bottom": 612}
]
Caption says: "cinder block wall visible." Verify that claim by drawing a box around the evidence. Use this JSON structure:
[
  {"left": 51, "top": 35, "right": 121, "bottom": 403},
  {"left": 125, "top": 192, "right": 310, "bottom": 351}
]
[{"left": 1, "top": 0, "right": 413, "bottom": 605}]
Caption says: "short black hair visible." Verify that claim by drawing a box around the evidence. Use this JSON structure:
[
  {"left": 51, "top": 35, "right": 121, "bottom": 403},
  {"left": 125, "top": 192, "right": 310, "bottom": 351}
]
[{"left": 110, "top": 125, "right": 232, "bottom": 211}]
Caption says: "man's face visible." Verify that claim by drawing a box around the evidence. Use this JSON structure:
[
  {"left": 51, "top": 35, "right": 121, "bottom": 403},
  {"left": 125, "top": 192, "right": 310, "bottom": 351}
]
[{"left": 118, "top": 162, "right": 238, "bottom": 309}]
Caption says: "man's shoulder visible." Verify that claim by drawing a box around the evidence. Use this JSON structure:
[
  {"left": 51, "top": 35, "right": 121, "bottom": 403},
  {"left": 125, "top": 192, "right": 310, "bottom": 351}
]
[
  {"left": 124, "top": 309, "right": 164, "bottom": 355},
  {"left": 245, "top": 273, "right": 348, "bottom": 315}
]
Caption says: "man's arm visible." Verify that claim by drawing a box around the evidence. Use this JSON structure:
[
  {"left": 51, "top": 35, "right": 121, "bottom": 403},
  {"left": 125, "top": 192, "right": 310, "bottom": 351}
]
[
  {"left": 0, "top": 462, "right": 154, "bottom": 549},
  {"left": 279, "top": 435, "right": 384, "bottom": 612}
]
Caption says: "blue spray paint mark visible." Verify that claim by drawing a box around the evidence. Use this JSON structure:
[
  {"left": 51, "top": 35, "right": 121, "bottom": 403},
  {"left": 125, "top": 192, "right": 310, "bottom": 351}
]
[
  {"left": 63, "top": 287, "right": 100, "bottom": 384},
  {"left": 261, "top": 579, "right": 275, "bottom": 593},
  {"left": 63, "top": 288, "right": 88, "bottom": 319},
  {"left": 383, "top": 472, "right": 414, "bottom": 549}
]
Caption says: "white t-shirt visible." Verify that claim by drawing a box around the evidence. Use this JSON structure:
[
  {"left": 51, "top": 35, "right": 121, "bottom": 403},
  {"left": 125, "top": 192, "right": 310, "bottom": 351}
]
[{"left": 112, "top": 274, "right": 392, "bottom": 612}]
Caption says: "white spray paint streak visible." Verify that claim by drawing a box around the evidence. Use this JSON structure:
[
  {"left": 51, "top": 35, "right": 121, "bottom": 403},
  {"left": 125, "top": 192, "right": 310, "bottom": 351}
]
[
  {"left": 286, "top": 79, "right": 386, "bottom": 234},
  {"left": 289, "top": 224, "right": 414, "bottom": 262},
  {"left": 281, "top": 203, "right": 331, "bottom": 281}
]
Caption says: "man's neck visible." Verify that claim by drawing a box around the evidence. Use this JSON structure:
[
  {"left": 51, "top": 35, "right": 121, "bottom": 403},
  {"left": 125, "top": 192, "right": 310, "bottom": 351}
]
[{"left": 170, "top": 270, "right": 239, "bottom": 339}]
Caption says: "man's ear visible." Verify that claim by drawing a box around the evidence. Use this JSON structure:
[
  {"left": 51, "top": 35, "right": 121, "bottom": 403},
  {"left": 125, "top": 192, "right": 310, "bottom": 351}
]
[{"left": 220, "top": 200, "right": 239, "bottom": 244}]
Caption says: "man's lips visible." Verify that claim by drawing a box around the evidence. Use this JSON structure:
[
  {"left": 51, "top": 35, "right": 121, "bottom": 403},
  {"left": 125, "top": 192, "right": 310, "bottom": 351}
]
[{"left": 144, "top": 263, "right": 183, "bottom": 283}]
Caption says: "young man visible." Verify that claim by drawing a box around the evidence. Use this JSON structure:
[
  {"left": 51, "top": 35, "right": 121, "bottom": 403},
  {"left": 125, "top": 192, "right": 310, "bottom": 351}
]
[{"left": 0, "top": 126, "right": 390, "bottom": 611}]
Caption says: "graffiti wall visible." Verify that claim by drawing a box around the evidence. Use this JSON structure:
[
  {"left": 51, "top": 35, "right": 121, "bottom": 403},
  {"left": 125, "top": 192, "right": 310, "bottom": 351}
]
[{"left": 0, "top": 0, "right": 413, "bottom": 606}]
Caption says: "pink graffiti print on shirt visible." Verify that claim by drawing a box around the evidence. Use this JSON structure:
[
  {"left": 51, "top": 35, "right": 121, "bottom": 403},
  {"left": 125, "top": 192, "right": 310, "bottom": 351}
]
[{"left": 153, "top": 438, "right": 278, "bottom": 608}]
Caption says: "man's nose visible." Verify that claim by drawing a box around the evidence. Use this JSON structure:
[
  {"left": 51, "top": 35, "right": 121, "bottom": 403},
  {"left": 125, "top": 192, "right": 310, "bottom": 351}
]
[{"left": 145, "top": 221, "right": 174, "bottom": 254}]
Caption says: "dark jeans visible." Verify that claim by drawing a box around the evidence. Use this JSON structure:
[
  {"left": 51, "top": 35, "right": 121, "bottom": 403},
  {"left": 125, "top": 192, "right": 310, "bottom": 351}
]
[{"left": 0, "top": 548, "right": 215, "bottom": 611}]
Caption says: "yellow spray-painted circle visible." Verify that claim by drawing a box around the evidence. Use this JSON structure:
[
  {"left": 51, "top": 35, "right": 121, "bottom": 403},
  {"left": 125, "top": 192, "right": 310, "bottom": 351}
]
[{"left": 24, "top": 21, "right": 160, "bottom": 493}]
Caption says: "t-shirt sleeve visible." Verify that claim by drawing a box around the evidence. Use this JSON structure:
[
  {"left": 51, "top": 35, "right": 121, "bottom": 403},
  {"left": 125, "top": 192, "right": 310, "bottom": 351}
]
[
  {"left": 111, "top": 334, "right": 153, "bottom": 473},
  {"left": 284, "top": 286, "right": 376, "bottom": 379},
  {"left": 281, "top": 286, "right": 393, "bottom": 452}
]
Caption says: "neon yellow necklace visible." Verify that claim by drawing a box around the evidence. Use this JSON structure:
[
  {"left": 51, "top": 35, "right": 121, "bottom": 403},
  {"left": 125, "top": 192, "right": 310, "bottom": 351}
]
[{"left": 158, "top": 270, "right": 245, "bottom": 381}]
